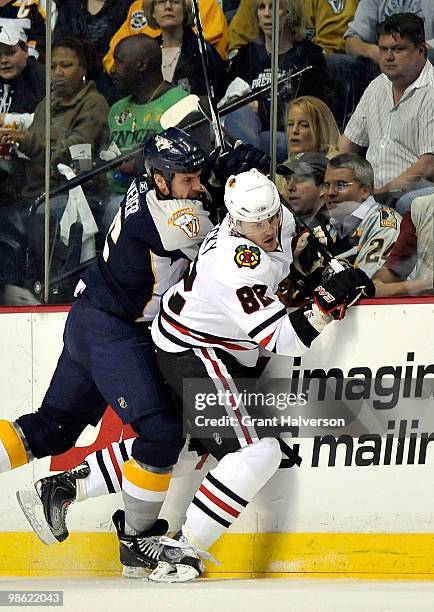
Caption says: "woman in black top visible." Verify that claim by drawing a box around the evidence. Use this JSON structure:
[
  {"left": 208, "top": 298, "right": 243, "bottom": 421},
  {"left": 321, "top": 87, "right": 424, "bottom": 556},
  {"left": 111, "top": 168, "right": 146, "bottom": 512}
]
[{"left": 143, "top": 0, "right": 227, "bottom": 102}]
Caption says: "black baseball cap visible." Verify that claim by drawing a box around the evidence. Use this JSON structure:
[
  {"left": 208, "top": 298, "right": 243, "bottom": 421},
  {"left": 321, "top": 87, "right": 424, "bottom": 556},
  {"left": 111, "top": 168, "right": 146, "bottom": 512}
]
[{"left": 276, "top": 152, "right": 328, "bottom": 183}]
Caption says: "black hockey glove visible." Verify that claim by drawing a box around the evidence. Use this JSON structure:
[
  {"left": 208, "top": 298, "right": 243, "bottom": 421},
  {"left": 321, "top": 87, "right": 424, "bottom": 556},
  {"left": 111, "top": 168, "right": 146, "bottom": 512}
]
[
  {"left": 214, "top": 143, "right": 270, "bottom": 184},
  {"left": 313, "top": 267, "right": 375, "bottom": 320},
  {"left": 292, "top": 227, "right": 329, "bottom": 276}
]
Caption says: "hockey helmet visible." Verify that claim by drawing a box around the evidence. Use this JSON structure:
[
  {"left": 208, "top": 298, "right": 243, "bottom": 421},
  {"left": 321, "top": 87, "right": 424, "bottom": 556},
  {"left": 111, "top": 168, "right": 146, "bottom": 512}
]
[
  {"left": 224, "top": 169, "right": 281, "bottom": 225},
  {"left": 144, "top": 127, "right": 206, "bottom": 185}
]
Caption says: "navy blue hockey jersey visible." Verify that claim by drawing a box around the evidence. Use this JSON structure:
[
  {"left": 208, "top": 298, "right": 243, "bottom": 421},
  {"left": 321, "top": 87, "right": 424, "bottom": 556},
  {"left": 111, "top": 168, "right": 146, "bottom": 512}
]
[{"left": 81, "top": 178, "right": 212, "bottom": 322}]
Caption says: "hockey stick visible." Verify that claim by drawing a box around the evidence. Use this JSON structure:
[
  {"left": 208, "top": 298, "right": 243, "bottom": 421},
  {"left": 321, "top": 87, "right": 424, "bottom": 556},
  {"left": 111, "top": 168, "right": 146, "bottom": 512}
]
[
  {"left": 160, "top": 67, "right": 313, "bottom": 134},
  {"left": 32, "top": 69, "right": 312, "bottom": 208},
  {"left": 191, "top": 0, "right": 225, "bottom": 150}
]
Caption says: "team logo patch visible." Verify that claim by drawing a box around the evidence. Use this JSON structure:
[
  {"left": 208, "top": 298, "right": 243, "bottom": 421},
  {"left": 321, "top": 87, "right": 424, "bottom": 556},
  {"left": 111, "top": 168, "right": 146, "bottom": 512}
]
[
  {"left": 114, "top": 109, "right": 132, "bottom": 126},
  {"left": 154, "top": 135, "right": 175, "bottom": 152},
  {"left": 234, "top": 244, "right": 261, "bottom": 269},
  {"left": 379, "top": 208, "right": 398, "bottom": 229},
  {"left": 213, "top": 432, "right": 222, "bottom": 445},
  {"left": 327, "top": 0, "right": 344, "bottom": 14},
  {"left": 118, "top": 397, "right": 128, "bottom": 409},
  {"left": 130, "top": 10, "right": 147, "bottom": 30},
  {"left": 139, "top": 181, "right": 147, "bottom": 193},
  {"left": 169, "top": 207, "right": 200, "bottom": 238}
]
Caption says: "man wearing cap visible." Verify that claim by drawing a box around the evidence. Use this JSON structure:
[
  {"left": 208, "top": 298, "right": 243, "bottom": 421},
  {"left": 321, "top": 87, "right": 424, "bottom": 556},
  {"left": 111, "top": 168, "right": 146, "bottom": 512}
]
[
  {"left": 323, "top": 153, "right": 401, "bottom": 278},
  {"left": 275, "top": 152, "right": 330, "bottom": 304},
  {"left": 0, "top": 24, "right": 44, "bottom": 130},
  {"left": 276, "top": 152, "right": 329, "bottom": 230},
  {"left": 0, "top": 0, "right": 54, "bottom": 59},
  {"left": 0, "top": 23, "right": 44, "bottom": 205}
]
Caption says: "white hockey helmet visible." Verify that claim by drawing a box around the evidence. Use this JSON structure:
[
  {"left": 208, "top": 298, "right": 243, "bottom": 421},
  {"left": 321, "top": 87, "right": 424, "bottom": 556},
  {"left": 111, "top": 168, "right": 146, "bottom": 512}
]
[{"left": 224, "top": 169, "right": 281, "bottom": 225}]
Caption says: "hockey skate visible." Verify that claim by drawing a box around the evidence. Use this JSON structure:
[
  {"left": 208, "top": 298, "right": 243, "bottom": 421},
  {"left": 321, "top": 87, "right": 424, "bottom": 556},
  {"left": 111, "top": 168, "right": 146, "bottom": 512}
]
[
  {"left": 113, "top": 509, "right": 169, "bottom": 579},
  {"left": 148, "top": 528, "right": 210, "bottom": 583},
  {"left": 16, "top": 462, "right": 90, "bottom": 545}
]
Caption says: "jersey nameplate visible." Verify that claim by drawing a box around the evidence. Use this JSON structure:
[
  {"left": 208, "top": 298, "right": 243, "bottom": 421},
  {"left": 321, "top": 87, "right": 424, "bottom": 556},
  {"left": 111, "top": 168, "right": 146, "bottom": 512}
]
[{"left": 125, "top": 183, "right": 140, "bottom": 219}]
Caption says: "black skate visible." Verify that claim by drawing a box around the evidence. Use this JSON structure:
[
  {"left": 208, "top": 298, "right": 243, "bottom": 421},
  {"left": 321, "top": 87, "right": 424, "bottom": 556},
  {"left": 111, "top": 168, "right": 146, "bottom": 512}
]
[
  {"left": 16, "top": 462, "right": 90, "bottom": 545},
  {"left": 148, "top": 529, "right": 211, "bottom": 583},
  {"left": 112, "top": 509, "right": 169, "bottom": 579}
]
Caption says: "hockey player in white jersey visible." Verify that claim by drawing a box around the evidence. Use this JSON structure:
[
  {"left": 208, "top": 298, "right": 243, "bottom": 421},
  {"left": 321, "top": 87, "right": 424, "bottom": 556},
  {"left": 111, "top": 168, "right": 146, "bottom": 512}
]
[{"left": 141, "top": 169, "right": 376, "bottom": 582}]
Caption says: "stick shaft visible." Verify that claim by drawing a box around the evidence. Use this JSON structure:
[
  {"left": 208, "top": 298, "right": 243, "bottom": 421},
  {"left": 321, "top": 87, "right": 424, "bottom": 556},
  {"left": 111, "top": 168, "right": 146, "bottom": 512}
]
[{"left": 191, "top": 0, "right": 225, "bottom": 149}]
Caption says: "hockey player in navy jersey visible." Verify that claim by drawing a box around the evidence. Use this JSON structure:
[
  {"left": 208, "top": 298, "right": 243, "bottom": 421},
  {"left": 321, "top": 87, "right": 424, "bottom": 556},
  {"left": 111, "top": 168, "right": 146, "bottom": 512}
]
[{"left": 0, "top": 127, "right": 213, "bottom": 572}]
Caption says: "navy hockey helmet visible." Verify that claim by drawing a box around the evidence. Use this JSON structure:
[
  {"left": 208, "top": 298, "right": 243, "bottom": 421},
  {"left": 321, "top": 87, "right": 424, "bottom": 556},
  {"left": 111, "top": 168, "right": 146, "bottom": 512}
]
[{"left": 144, "top": 127, "right": 206, "bottom": 185}]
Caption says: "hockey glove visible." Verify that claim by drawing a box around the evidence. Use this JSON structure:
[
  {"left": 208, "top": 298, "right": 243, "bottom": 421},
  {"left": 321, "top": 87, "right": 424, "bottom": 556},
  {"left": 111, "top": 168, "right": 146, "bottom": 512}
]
[
  {"left": 214, "top": 142, "right": 270, "bottom": 184},
  {"left": 292, "top": 226, "right": 329, "bottom": 276},
  {"left": 313, "top": 267, "right": 375, "bottom": 320}
]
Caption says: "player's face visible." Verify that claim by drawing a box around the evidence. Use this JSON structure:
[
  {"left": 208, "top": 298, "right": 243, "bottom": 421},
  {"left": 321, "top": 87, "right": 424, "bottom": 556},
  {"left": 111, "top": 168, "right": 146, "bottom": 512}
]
[
  {"left": 0, "top": 43, "right": 28, "bottom": 80},
  {"left": 170, "top": 170, "right": 204, "bottom": 199},
  {"left": 323, "top": 167, "right": 370, "bottom": 220},
  {"left": 287, "top": 106, "right": 315, "bottom": 155},
  {"left": 379, "top": 33, "right": 426, "bottom": 86},
  {"left": 238, "top": 212, "right": 280, "bottom": 252},
  {"left": 285, "top": 173, "right": 321, "bottom": 216}
]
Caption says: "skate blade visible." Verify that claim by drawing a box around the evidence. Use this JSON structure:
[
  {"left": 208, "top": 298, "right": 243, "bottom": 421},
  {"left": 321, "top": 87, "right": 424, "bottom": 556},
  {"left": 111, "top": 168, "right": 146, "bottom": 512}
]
[
  {"left": 122, "top": 566, "right": 151, "bottom": 579},
  {"left": 147, "top": 561, "right": 201, "bottom": 583},
  {"left": 16, "top": 487, "right": 57, "bottom": 545}
]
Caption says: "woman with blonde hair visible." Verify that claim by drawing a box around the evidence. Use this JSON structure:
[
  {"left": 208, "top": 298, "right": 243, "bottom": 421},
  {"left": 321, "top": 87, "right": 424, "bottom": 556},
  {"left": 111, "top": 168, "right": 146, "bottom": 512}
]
[
  {"left": 276, "top": 96, "right": 339, "bottom": 203},
  {"left": 286, "top": 96, "right": 340, "bottom": 160},
  {"left": 142, "top": 0, "right": 227, "bottom": 100},
  {"left": 225, "top": 0, "right": 333, "bottom": 160}
]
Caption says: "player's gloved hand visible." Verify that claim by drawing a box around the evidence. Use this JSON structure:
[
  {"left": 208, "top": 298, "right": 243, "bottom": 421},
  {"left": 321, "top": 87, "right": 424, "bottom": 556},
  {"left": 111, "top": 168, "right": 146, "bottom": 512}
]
[
  {"left": 313, "top": 267, "right": 375, "bottom": 320},
  {"left": 321, "top": 258, "right": 352, "bottom": 283},
  {"left": 292, "top": 226, "right": 328, "bottom": 276},
  {"left": 214, "top": 142, "right": 270, "bottom": 184}
]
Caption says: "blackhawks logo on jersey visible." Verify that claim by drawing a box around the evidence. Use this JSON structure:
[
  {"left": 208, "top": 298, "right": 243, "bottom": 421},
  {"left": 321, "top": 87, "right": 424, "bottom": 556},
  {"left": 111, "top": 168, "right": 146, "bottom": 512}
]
[{"left": 234, "top": 244, "right": 261, "bottom": 269}]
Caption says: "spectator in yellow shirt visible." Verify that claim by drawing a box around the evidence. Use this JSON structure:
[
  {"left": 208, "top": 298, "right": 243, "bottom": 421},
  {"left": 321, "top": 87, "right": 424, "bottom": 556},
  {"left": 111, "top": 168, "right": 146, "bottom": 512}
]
[{"left": 228, "top": 0, "right": 358, "bottom": 55}]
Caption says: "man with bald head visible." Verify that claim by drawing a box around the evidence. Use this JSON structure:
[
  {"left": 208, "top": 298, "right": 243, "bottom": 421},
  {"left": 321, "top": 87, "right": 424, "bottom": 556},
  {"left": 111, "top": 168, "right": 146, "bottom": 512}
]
[{"left": 106, "top": 34, "right": 188, "bottom": 199}]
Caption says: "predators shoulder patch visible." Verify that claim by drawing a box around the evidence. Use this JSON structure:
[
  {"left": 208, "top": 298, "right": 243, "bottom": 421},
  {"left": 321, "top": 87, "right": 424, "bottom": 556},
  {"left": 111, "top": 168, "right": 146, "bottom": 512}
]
[
  {"left": 168, "top": 207, "right": 200, "bottom": 238},
  {"left": 234, "top": 244, "right": 261, "bottom": 269},
  {"left": 379, "top": 207, "right": 398, "bottom": 229}
]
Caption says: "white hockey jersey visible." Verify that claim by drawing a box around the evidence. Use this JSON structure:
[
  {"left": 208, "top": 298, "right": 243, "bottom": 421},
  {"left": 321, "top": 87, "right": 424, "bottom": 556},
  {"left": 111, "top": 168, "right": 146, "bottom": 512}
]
[{"left": 152, "top": 207, "right": 313, "bottom": 366}]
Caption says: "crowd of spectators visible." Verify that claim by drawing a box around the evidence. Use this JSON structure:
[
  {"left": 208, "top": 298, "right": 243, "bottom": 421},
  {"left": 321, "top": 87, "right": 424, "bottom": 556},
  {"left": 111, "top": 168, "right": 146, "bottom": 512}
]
[{"left": 0, "top": 0, "right": 432, "bottom": 304}]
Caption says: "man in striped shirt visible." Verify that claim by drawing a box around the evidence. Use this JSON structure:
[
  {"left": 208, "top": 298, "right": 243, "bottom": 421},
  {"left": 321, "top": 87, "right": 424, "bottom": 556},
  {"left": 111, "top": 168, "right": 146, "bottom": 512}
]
[{"left": 339, "top": 13, "right": 434, "bottom": 195}]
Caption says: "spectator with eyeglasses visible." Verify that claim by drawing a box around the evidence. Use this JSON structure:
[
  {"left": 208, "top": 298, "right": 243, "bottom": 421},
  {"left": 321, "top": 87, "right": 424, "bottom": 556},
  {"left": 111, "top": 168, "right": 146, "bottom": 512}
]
[{"left": 324, "top": 153, "right": 401, "bottom": 278}]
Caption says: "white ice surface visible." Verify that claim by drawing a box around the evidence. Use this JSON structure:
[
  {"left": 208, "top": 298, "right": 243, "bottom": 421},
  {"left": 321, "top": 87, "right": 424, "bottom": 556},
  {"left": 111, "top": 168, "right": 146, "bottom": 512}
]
[{"left": 0, "top": 577, "right": 434, "bottom": 612}]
